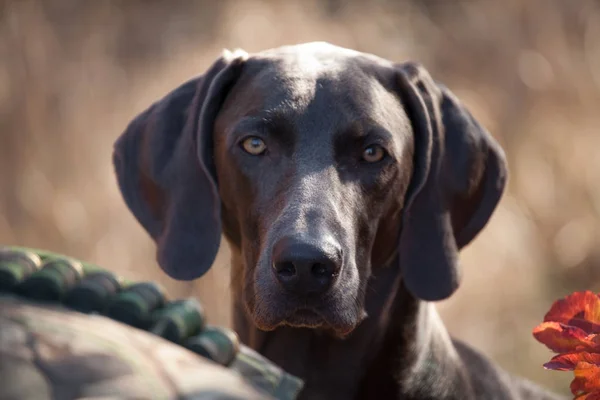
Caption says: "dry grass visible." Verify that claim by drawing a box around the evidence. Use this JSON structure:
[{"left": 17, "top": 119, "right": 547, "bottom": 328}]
[{"left": 2, "top": 0, "right": 599, "bottom": 395}]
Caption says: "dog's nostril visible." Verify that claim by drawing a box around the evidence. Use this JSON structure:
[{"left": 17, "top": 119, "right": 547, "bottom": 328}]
[
  {"left": 311, "top": 263, "right": 330, "bottom": 278},
  {"left": 275, "top": 261, "right": 296, "bottom": 278}
]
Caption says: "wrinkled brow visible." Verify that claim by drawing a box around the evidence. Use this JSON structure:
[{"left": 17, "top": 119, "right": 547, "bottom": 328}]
[{"left": 229, "top": 113, "right": 294, "bottom": 136}]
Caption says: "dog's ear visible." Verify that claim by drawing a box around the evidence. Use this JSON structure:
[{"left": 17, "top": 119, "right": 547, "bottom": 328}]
[
  {"left": 396, "top": 62, "right": 508, "bottom": 301},
  {"left": 113, "top": 50, "right": 247, "bottom": 280}
]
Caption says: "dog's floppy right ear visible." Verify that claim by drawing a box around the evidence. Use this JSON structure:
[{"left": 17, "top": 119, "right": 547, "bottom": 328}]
[
  {"left": 396, "top": 62, "right": 508, "bottom": 302},
  {"left": 113, "top": 50, "right": 247, "bottom": 280}
]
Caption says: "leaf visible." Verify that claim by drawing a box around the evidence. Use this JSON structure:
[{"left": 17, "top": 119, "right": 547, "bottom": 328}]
[
  {"left": 545, "top": 353, "right": 600, "bottom": 371},
  {"left": 533, "top": 321, "right": 600, "bottom": 353},
  {"left": 571, "top": 362, "right": 600, "bottom": 397},
  {"left": 545, "top": 291, "right": 600, "bottom": 334}
]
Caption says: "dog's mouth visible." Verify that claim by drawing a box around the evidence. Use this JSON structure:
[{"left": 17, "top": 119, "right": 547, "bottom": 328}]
[
  {"left": 282, "top": 308, "right": 326, "bottom": 329},
  {"left": 249, "top": 254, "right": 366, "bottom": 336},
  {"left": 252, "top": 300, "right": 367, "bottom": 338}
]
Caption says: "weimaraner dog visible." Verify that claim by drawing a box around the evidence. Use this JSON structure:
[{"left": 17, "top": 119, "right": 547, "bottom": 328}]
[{"left": 113, "top": 42, "right": 565, "bottom": 400}]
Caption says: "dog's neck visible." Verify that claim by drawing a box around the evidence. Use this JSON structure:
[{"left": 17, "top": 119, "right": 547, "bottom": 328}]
[{"left": 230, "top": 251, "right": 472, "bottom": 400}]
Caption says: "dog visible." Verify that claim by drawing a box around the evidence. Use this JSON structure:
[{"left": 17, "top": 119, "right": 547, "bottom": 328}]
[{"left": 113, "top": 42, "right": 565, "bottom": 399}]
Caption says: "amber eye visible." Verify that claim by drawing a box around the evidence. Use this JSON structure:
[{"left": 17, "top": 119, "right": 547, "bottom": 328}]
[
  {"left": 241, "top": 136, "right": 267, "bottom": 155},
  {"left": 362, "top": 144, "right": 386, "bottom": 163}
]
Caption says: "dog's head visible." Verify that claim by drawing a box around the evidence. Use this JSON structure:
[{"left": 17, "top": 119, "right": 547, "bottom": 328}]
[{"left": 113, "top": 42, "right": 507, "bottom": 336}]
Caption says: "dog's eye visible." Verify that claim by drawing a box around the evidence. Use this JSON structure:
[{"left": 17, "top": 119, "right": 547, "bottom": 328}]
[
  {"left": 362, "top": 144, "right": 386, "bottom": 163},
  {"left": 241, "top": 136, "right": 267, "bottom": 155}
]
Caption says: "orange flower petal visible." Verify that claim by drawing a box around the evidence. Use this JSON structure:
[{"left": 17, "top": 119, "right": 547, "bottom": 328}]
[
  {"left": 575, "top": 391, "right": 600, "bottom": 400},
  {"left": 545, "top": 353, "right": 600, "bottom": 371},
  {"left": 545, "top": 291, "right": 600, "bottom": 334},
  {"left": 533, "top": 321, "right": 599, "bottom": 353},
  {"left": 571, "top": 362, "right": 600, "bottom": 396}
]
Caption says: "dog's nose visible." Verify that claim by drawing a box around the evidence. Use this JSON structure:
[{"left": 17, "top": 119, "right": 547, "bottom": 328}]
[{"left": 271, "top": 237, "right": 341, "bottom": 295}]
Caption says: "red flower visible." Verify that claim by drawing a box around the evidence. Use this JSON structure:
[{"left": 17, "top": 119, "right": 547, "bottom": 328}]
[
  {"left": 544, "top": 292, "right": 600, "bottom": 334},
  {"left": 571, "top": 361, "right": 600, "bottom": 399},
  {"left": 533, "top": 322, "right": 599, "bottom": 353},
  {"left": 533, "top": 291, "right": 600, "bottom": 399}
]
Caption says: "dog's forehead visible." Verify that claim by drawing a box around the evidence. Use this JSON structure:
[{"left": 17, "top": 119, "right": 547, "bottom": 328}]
[
  {"left": 259, "top": 45, "right": 389, "bottom": 88},
  {"left": 252, "top": 41, "right": 390, "bottom": 70},
  {"left": 228, "top": 43, "right": 401, "bottom": 120},
  {"left": 253, "top": 43, "right": 362, "bottom": 77}
]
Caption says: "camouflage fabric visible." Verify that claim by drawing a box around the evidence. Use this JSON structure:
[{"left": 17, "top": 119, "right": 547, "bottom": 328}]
[
  {"left": 0, "top": 294, "right": 268, "bottom": 400},
  {"left": 0, "top": 246, "right": 304, "bottom": 400}
]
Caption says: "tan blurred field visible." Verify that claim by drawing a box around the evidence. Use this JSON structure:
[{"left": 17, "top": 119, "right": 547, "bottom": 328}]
[{"left": 2, "top": 0, "right": 599, "bottom": 395}]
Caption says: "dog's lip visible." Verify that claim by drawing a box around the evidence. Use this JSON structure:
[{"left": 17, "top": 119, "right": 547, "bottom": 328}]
[{"left": 252, "top": 301, "right": 365, "bottom": 336}]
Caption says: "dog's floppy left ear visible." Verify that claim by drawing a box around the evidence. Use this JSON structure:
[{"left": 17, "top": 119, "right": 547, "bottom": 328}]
[
  {"left": 396, "top": 62, "right": 508, "bottom": 301},
  {"left": 113, "top": 50, "right": 247, "bottom": 281}
]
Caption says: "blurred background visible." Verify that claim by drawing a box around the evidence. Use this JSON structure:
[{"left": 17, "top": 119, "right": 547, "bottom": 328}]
[{"left": 2, "top": 0, "right": 599, "bottom": 395}]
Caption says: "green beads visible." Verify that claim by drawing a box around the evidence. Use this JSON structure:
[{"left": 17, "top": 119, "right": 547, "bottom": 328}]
[
  {"left": 106, "top": 282, "right": 166, "bottom": 329},
  {"left": 184, "top": 326, "right": 240, "bottom": 367},
  {"left": 18, "top": 257, "right": 84, "bottom": 302},
  {"left": 64, "top": 270, "right": 122, "bottom": 313},
  {"left": 150, "top": 298, "right": 206, "bottom": 343},
  {"left": 0, "top": 249, "right": 42, "bottom": 292}
]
